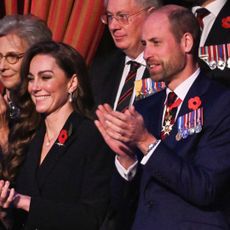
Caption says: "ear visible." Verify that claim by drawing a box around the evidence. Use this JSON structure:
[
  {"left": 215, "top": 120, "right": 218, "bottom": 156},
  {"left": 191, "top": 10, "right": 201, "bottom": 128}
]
[
  {"left": 147, "top": 7, "right": 155, "bottom": 14},
  {"left": 181, "top": 32, "right": 193, "bottom": 53},
  {"left": 68, "top": 74, "right": 78, "bottom": 93}
]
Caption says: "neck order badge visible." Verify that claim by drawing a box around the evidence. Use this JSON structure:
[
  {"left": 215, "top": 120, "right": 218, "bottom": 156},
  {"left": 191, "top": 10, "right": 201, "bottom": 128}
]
[{"left": 161, "top": 92, "right": 182, "bottom": 139}]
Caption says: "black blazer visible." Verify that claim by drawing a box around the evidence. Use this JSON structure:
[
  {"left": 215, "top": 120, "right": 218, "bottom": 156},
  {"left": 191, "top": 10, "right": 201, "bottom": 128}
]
[
  {"left": 89, "top": 49, "right": 150, "bottom": 107},
  {"left": 13, "top": 112, "right": 114, "bottom": 230},
  {"left": 199, "top": 1, "right": 230, "bottom": 87}
]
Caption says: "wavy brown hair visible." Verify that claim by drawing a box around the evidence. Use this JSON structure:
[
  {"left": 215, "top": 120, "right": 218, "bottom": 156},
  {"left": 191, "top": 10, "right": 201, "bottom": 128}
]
[{"left": 2, "top": 93, "right": 40, "bottom": 183}]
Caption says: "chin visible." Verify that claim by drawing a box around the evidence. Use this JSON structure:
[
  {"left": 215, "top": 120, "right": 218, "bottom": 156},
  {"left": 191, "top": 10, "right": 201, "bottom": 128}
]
[{"left": 114, "top": 40, "right": 127, "bottom": 50}]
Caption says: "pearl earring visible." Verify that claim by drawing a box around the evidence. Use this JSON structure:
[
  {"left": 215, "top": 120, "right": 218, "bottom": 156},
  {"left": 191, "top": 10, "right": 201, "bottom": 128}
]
[{"left": 69, "top": 92, "right": 73, "bottom": 102}]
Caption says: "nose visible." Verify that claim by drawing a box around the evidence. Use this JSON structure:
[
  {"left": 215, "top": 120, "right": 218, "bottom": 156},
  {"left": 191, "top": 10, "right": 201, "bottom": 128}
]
[
  {"left": 143, "top": 45, "right": 152, "bottom": 62},
  {"left": 0, "top": 58, "right": 8, "bottom": 72},
  {"left": 109, "top": 17, "right": 121, "bottom": 30},
  {"left": 29, "top": 78, "right": 41, "bottom": 92}
]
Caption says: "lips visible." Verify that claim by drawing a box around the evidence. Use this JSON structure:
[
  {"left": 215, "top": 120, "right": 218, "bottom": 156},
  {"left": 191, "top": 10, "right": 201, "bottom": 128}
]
[
  {"left": 147, "top": 62, "right": 161, "bottom": 71},
  {"left": 112, "top": 32, "right": 126, "bottom": 41},
  {"left": 1, "top": 74, "right": 14, "bottom": 79},
  {"left": 33, "top": 95, "right": 50, "bottom": 102}
]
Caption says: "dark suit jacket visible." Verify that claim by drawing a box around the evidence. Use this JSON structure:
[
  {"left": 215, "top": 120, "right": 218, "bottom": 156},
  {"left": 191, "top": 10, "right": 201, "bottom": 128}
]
[
  {"left": 89, "top": 48, "right": 150, "bottom": 107},
  {"left": 13, "top": 112, "right": 114, "bottom": 230},
  {"left": 199, "top": 1, "right": 230, "bottom": 87},
  {"left": 131, "top": 73, "right": 230, "bottom": 230}
]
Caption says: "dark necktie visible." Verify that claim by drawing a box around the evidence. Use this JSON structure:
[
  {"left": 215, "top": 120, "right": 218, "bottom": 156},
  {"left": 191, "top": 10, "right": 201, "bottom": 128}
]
[
  {"left": 195, "top": 8, "right": 210, "bottom": 30},
  {"left": 161, "top": 92, "right": 182, "bottom": 139},
  {"left": 117, "top": 61, "right": 141, "bottom": 112}
]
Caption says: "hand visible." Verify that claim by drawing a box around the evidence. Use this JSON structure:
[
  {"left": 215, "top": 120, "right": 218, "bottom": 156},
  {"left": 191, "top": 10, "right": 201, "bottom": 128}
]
[
  {"left": 0, "top": 180, "right": 31, "bottom": 212},
  {"left": 0, "top": 95, "right": 9, "bottom": 154},
  {"left": 96, "top": 104, "right": 156, "bottom": 154},
  {"left": 95, "top": 104, "right": 136, "bottom": 169},
  {"left": 0, "top": 180, "right": 15, "bottom": 209}
]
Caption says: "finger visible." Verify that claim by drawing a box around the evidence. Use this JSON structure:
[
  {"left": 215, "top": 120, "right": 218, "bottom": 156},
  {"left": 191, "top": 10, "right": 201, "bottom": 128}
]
[
  {"left": 95, "top": 120, "right": 110, "bottom": 142},
  {"left": 0, "top": 181, "right": 10, "bottom": 201},
  {"left": 2, "top": 188, "right": 15, "bottom": 209},
  {"left": 0, "top": 95, "right": 7, "bottom": 113},
  {"left": 96, "top": 109, "right": 108, "bottom": 129},
  {"left": 106, "top": 127, "right": 123, "bottom": 141},
  {"left": 104, "top": 112, "right": 128, "bottom": 128},
  {"left": 103, "top": 103, "right": 113, "bottom": 113},
  {"left": 105, "top": 119, "right": 125, "bottom": 135},
  {"left": 0, "top": 180, "right": 4, "bottom": 189},
  {"left": 97, "top": 104, "right": 112, "bottom": 114}
]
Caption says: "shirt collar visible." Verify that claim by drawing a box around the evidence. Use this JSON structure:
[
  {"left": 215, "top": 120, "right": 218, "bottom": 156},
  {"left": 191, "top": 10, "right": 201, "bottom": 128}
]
[
  {"left": 166, "top": 68, "right": 200, "bottom": 101},
  {"left": 125, "top": 52, "right": 146, "bottom": 67},
  {"left": 192, "top": 0, "right": 227, "bottom": 17}
]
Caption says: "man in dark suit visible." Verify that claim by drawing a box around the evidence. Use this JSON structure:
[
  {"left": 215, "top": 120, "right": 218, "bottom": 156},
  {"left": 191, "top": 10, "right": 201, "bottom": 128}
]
[
  {"left": 184, "top": 0, "right": 230, "bottom": 86},
  {"left": 89, "top": 0, "right": 163, "bottom": 111},
  {"left": 95, "top": 4, "right": 230, "bottom": 230}
]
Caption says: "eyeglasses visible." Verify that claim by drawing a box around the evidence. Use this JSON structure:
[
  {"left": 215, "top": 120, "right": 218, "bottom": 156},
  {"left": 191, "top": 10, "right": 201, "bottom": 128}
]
[
  {"left": 0, "top": 52, "right": 24, "bottom": 64},
  {"left": 101, "top": 8, "right": 148, "bottom": 25}
]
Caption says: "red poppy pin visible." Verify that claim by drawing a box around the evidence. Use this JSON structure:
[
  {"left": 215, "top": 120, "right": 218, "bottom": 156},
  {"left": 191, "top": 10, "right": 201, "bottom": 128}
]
[
  {"left": 222, "top": 16, "right": 230, "bottom": 29},
  {"left": 57, "top": 124, "right": 73, "bottom": 146},
  {"left": 188, "top": 96, "right": 202, "bottom": 110}
]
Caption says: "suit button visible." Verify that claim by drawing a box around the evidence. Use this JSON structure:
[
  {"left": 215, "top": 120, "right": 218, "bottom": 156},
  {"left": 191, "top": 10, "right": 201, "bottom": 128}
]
[{"left": 147, "top": 200, "right": 154, "bottom": 208}]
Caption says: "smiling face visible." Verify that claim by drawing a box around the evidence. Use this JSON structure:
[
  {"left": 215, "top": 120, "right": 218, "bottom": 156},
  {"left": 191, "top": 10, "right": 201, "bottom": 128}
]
[
  {"left": 0, "top": 34, "right": 27, "bottom": 91},
  {"left": 106, "top": 0, "right": 148, "bottom": 58},
  {"left": 142, "top": 12, "right": 187, "bottom": 89},
  {"left": 27, "top": 54, "right": 75, "bottom": 116}
]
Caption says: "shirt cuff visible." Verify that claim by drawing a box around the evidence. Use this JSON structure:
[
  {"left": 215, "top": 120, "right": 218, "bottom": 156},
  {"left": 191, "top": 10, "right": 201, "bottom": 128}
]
[
  {"left": 115, "top": 155, "right": 138, "bottom": 181},
  {"left": 141, "top": 140, "right": 161, "bottom": 165}
]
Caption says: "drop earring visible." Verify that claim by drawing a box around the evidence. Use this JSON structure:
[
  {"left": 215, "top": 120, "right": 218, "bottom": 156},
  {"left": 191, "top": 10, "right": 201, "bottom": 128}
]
[{"left": 69, "top": 92, "right": 73, "bottom": 102}]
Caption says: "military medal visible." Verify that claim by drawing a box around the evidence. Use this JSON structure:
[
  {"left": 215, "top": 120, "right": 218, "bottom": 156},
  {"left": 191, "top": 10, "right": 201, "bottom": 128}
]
[
  {"left": 135, "top": 78, "right": 165, "bottom": 100},
  {"left": 199, "top": 46, "right": 209, "bottom": 65},
  {"left": 208, "top": 45, "right": 217, "bottom": 70},
  {"left": 176, "top": 107, "right": 203, "bottom": 141},
  {"left": 217, "top": 44, "right": 226, "bottom": 70},
  {"left": 227, "top": 43, "right": 230, "bottom": 68}
]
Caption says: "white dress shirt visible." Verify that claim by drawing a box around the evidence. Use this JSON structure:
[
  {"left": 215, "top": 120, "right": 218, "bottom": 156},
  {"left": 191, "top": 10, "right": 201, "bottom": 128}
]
[
  {"left": 192, "top": 0, "right": 227, "bottom": 47},
  {"left": 113, "top": 53, "right": 146, "bottom": 110}
]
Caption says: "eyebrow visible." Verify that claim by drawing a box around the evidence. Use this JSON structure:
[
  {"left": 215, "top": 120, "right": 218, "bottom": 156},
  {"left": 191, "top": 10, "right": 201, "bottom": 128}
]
[
  {"left": 106, "top": 10, "right": 128, "bottom": 14},
  {"left": 28, "top": 70, "right": 54, "bottom": 76}
]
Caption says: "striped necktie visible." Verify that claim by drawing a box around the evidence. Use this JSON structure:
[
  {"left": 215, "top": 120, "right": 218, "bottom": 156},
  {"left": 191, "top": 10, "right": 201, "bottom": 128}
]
[
  {"left": 117, "top": 61, "right": 141, "bottom": 112},
  {"left": 195, "top": 8, "right": 210, "bottom": 30}
]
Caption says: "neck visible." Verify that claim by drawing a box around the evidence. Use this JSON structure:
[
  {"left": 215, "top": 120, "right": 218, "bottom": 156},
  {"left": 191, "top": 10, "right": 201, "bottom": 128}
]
[
  {"left": 167, "top": 63, "right": 199, "bottom": 91},
  {"left": 201, "top": 0, "right": 215, "bottom": 7},
  {"left": 45, "top": 104, "right": 73, "bottom": 143},
  {"left": 125, "top": 47, "right": 144, "bottom": 59}
]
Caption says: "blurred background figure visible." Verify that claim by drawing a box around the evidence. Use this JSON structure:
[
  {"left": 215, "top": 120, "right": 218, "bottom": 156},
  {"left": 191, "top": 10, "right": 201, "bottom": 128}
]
[
  {"left": 0, "top": 14, "right": 52, "bottom": 156},
  {"left": 182, "top": 0, "right": 230, "bottom": 86},
  {"left": 0, "top": 41, "right": 114, "bottom": 230},
  {"left": 0, "top": 14, "right": 52, "bottom": 229},
  {"left": 89, "top": 0, "right": 163, "bottom": 112}
]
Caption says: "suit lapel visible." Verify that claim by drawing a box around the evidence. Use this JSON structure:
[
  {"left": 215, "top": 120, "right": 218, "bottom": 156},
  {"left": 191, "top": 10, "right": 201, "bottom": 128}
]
[
  {"left": 205, "top": 1, "right": 230, "bottom": 45},
  {"left": 162, "top": 73, "right": 209, "bottom": 147},
  {"left": 23, "top": 123, "right": 45, "bottom": 195},
  {"left": 36, "top": 112, "right": 82, "bottom": 188},
  {"left": 142, "top": 67, "right": 150, "bottom": 79},
  {"left": 104, "top": 51, "right": 126, "bottom": 105}
]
